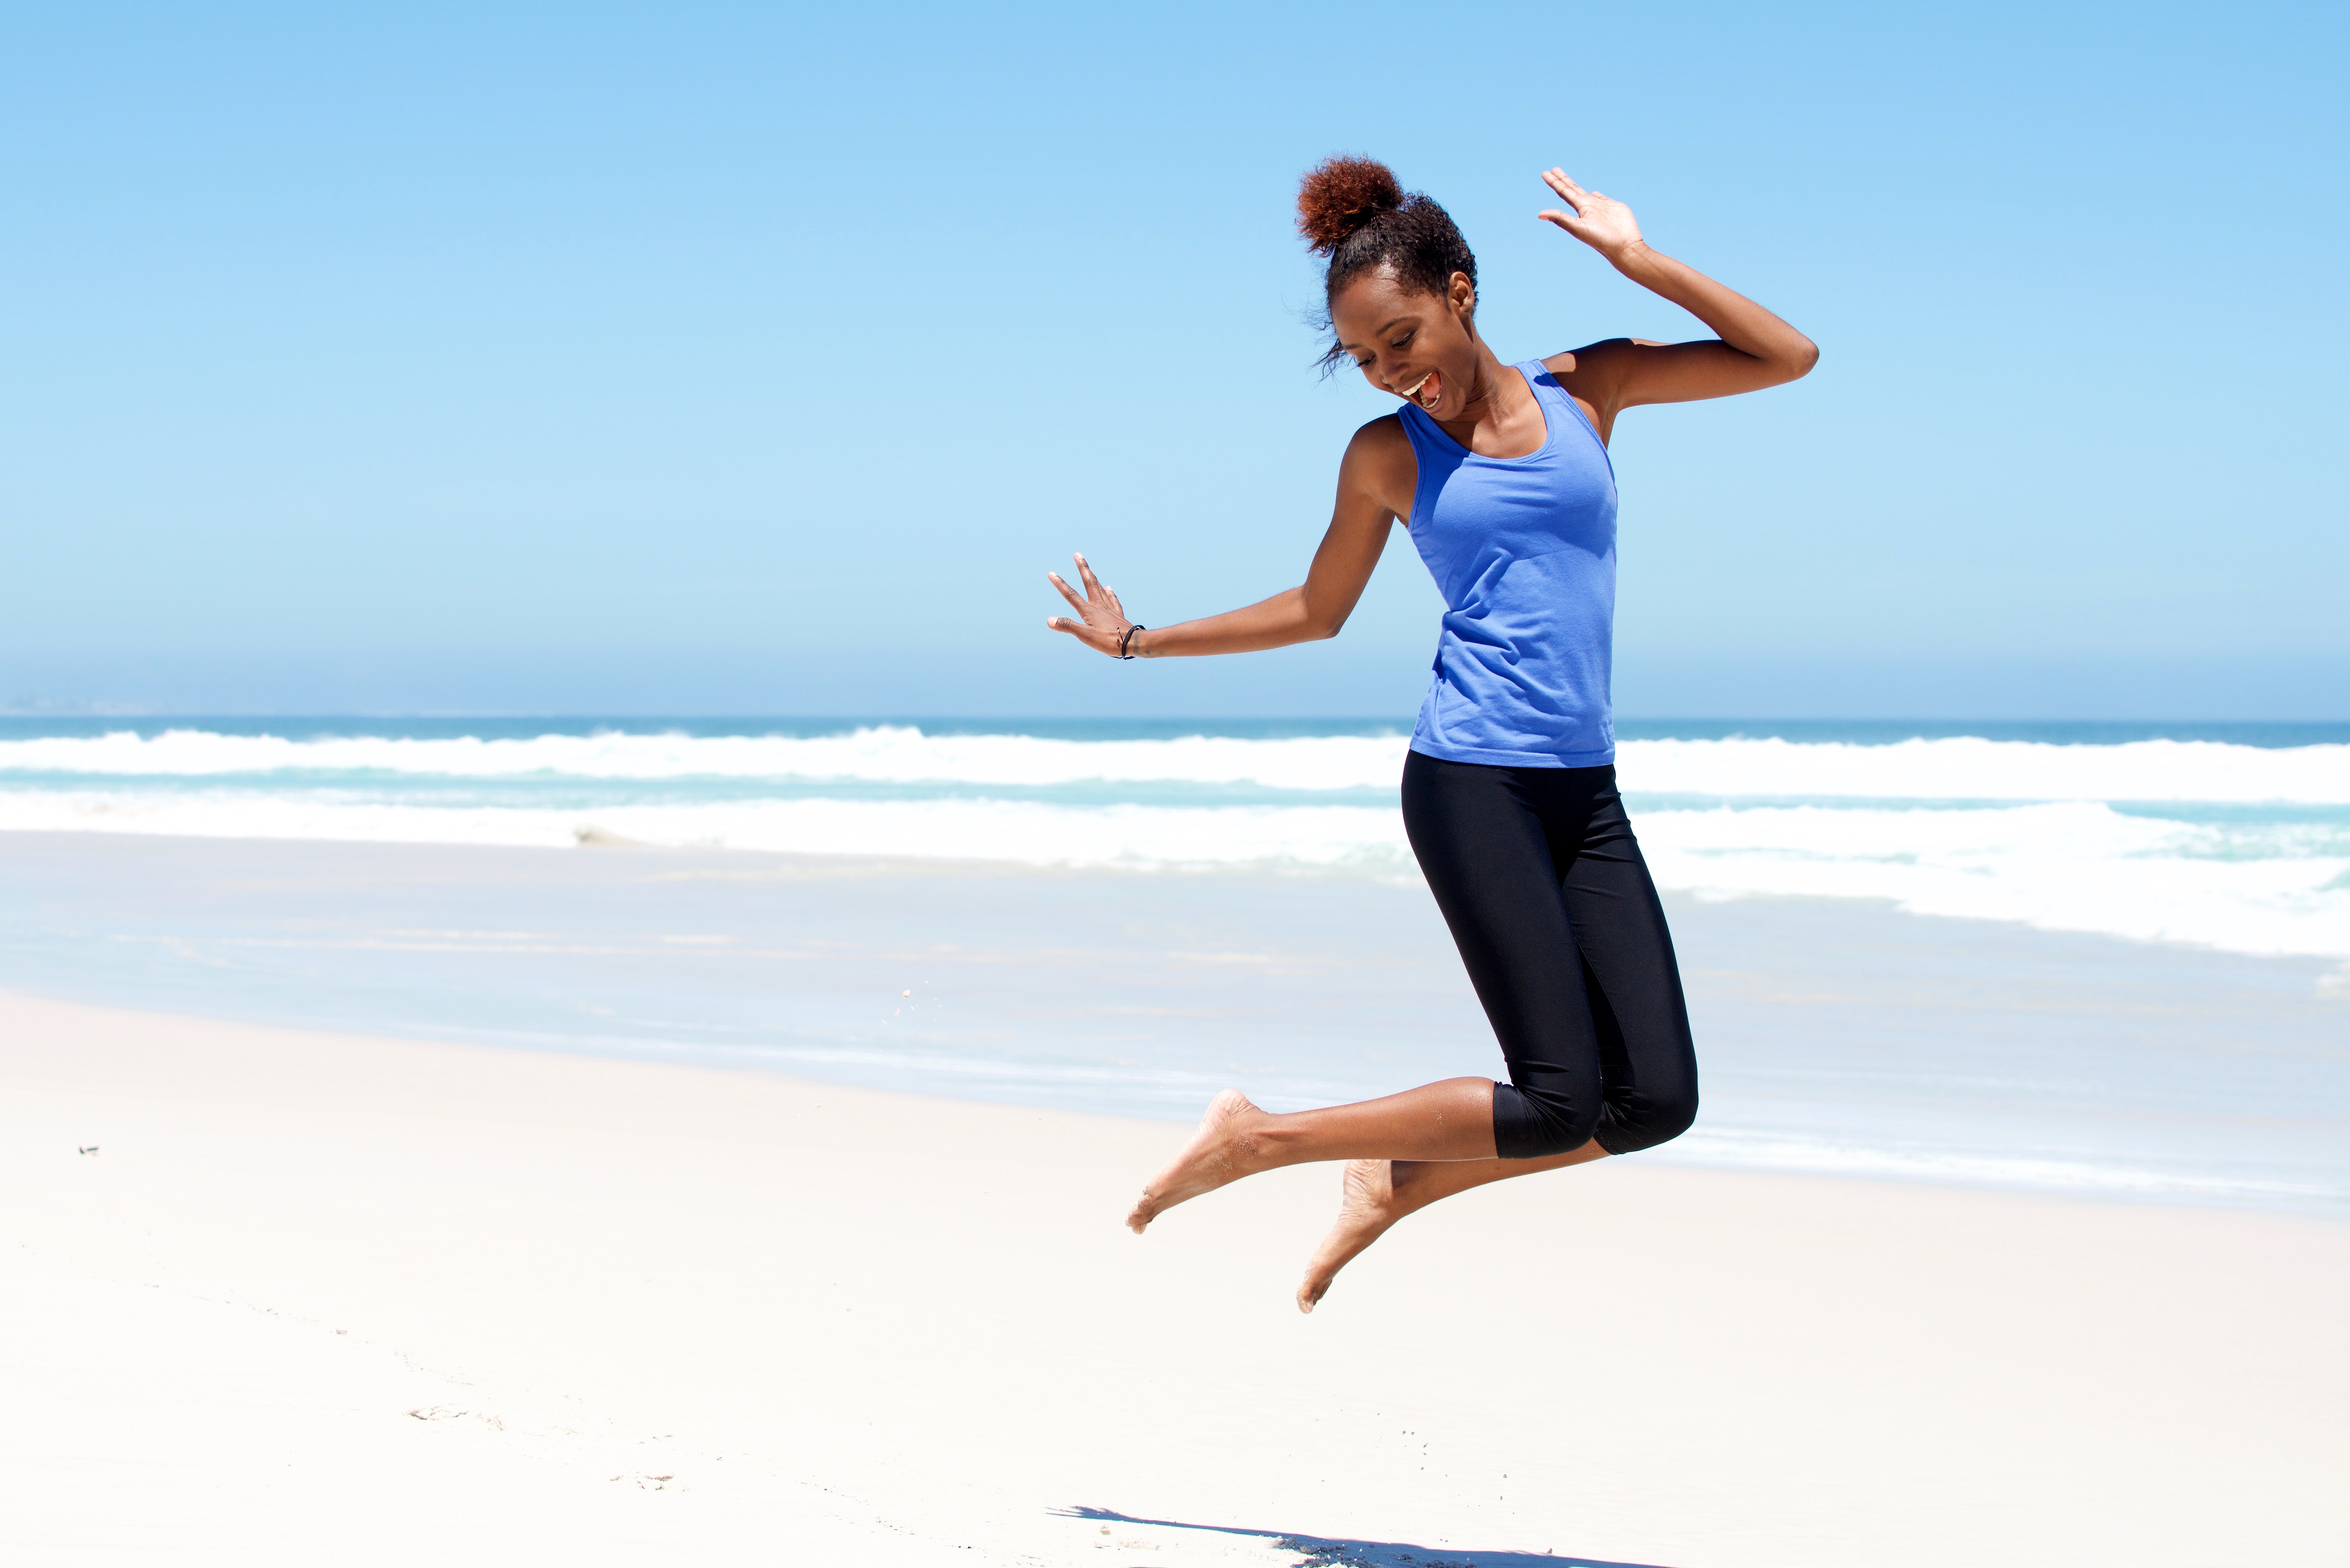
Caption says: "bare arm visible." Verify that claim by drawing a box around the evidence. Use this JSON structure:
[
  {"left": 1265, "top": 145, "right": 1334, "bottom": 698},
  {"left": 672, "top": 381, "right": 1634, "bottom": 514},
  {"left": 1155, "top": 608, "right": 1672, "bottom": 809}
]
[
  {"left": 1532, "top": 169, "right": 1816, "bottom": 436},
  {"left": 1046, "top": 417, "right": 1414, "bottom": 659}
]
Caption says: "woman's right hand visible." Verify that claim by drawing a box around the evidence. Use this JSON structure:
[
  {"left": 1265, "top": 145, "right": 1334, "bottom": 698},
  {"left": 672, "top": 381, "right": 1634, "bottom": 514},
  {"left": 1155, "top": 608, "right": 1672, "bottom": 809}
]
[
  {"left": 1535, "top": 169, "right": 1646, "bottom": 265},
  {"left": 1045, "top": 553, "right": 1139, "bottom": 657}
]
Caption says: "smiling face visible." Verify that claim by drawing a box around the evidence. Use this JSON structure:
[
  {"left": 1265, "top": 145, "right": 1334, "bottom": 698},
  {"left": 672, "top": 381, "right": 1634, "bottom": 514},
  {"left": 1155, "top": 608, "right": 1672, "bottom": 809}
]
[{"left": 1330, "top": 266, "right": 1481, "bottom": 420}]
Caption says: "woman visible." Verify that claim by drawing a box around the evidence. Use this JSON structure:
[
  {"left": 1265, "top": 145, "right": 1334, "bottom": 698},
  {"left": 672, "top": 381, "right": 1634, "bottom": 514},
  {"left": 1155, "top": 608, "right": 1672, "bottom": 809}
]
[{"left": 1045, "top": 157, "right": 1816, "bottom": 1312}]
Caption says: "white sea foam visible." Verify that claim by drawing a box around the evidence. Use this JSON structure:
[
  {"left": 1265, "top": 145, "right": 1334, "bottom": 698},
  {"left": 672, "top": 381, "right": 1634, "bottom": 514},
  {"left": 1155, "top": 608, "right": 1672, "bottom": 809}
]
[
  {"left": 4, "top": 726, "right": 2345, "bottom": 959},
  {"left": 0, "top": 790, "right": 1415, "bottom": 872},
  {"left": 0, "top": 727, "right": 1411, "bottom": 790},
  {"left": 1639, "top": 802, "right": 2350, "bottom": 960},
  {"left": 1658, "top": 1125, "right": 2344, "bottom": 1206},
  {"left": 4, "top": 787, "right": 2345, "bottom": 959},
  {"left": 4, "top": 726, "right": 2346, "bottom": 802},
  {"left": 1623, "top": 734, "right": 2350, "bottom": 804}
]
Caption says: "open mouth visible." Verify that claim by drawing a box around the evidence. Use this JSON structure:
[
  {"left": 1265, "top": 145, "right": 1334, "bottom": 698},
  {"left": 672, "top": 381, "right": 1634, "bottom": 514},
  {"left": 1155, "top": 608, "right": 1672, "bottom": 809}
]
[{"left": 1398, "top": 371, "right": 1442, "bottom": 412}]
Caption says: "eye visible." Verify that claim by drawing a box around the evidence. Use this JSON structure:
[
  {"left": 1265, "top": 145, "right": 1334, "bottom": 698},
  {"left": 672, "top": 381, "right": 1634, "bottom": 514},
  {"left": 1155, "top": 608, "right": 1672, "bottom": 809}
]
[
  {"left": 1389, "top": 331, "right": 1415, "bottom": 350},
  {"left": 1353, "top": 356, "right": 1374, "bottom": 370}
]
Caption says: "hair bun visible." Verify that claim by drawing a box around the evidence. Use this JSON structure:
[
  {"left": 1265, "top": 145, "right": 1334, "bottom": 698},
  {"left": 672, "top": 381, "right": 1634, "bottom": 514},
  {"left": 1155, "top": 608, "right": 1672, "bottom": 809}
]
[{"left": 1296, "top": 155, "right": 1404, "bottom": 254}]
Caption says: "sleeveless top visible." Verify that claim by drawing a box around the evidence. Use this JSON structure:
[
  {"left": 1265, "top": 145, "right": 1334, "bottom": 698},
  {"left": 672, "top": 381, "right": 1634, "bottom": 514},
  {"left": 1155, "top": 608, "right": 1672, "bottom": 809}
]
[{"left": 1397, "top": 359, "right": 1619, "bottom": 769}]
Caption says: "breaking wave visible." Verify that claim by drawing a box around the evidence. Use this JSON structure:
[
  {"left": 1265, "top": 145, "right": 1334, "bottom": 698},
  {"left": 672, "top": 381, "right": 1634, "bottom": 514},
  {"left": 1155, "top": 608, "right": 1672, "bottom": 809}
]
[{"left": 2, "top": 724, "right": 2345, "bottom": 960}]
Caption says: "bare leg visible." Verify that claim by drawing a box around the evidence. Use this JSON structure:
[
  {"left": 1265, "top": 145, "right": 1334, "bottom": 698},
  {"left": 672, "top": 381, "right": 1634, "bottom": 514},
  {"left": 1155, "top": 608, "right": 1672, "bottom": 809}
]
[
  {"left": 1125, "top": 1078, "right": 1498, "bottom": 1233},
  {"left": 1296, "top": 1141, "right": 1610, "bottom": 1312}
]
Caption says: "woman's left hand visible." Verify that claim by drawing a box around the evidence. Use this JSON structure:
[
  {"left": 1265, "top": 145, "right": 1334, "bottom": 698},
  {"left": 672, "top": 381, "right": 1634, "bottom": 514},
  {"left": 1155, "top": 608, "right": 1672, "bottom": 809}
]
[
  {"left": 1536, "top": 169, "right": 1644, "bottom": 264},
  {"left": 1045, "top": 552, "right": 1137, "bottom": 656}
]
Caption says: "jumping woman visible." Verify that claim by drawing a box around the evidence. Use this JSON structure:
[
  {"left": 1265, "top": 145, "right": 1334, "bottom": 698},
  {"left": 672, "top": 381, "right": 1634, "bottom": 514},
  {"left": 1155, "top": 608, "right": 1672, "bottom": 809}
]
[{"left": 1045, "top": 158, "right": 1816, "bottom": 1312}]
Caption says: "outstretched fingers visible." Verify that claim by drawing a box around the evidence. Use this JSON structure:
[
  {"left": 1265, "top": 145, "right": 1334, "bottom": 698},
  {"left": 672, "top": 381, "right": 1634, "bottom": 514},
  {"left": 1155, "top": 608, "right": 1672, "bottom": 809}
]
[
  {"left": 1071, "top": 553, "right": 1126, "bottom": 622},
  {"left": 1044, "top": 570, "right": 1097, "bottom": 643},
  {"left": 1535, "top": 168, "right": 1641, "bottom": 258},
  {"left": 1045, "top": 552, "right": 1134, "bottom": 653}
]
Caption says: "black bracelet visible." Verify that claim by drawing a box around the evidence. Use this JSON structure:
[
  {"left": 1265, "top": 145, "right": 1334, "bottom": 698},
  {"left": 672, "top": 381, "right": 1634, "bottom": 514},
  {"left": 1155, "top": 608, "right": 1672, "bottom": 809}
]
[{"left": 1118, "top": 624, "right": 1147, "bottom": 660}]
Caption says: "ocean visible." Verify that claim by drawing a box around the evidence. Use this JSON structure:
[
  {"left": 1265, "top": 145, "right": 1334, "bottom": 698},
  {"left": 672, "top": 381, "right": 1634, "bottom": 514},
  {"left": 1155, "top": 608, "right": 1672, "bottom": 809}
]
[
  {"left": 2, "top": 716, "right": 2345, "bottom": 961},
  {"left": 2, "top": 716, "right": 2344, "bottom": 1217}
]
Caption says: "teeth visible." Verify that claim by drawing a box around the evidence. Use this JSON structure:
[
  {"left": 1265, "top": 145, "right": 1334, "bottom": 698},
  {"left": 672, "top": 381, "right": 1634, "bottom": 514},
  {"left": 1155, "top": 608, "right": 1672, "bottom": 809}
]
[{"left": 1400, "top": 373, "right": 1433, "bottom": 401}]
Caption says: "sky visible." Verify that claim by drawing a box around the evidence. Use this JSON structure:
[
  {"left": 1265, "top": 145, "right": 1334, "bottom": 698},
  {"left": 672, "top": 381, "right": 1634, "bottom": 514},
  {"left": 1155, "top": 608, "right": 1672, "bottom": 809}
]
[{"left": 2, "top": 0, "right": 2343, "bottom": 719}]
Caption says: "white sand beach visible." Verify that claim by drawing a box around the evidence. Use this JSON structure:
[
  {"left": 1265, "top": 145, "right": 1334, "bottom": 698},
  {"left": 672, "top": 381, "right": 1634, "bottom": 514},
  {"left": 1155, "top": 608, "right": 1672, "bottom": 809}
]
[{"left": 6, "top": 985, "right": 2345, "bottom": 1567}]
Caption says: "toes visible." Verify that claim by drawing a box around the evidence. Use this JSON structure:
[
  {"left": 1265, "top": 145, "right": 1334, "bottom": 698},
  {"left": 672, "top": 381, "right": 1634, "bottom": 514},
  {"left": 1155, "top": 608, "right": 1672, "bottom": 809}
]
[{"left": 1126, "top": 1191, "right": 1160, "bottom": 1232}]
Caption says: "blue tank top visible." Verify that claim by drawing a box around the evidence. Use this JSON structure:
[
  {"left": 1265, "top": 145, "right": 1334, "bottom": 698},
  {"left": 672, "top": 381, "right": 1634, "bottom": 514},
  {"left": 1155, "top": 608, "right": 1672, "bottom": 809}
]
[{"left": 1397, "top": 359, "right": 1619, "bottom": 769}]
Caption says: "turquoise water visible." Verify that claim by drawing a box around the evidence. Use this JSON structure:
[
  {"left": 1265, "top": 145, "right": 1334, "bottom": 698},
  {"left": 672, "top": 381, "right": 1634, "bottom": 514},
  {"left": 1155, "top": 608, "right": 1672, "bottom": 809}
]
[
  {"left": 2, "top": 717, "right": 2344, "bottom": 1214},
  {"left": 2, "top": 715, "right": 2344, "bottom": 960}
]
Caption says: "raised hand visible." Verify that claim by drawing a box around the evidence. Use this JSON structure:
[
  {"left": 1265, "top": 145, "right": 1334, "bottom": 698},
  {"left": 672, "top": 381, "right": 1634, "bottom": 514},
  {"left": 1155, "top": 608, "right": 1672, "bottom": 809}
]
[
  {"left": 1045, "top": 552, "right": 1138, "bottom": 657},
  {"left": 1535, "top": 168, "right": 1644, "bottom": 263}
]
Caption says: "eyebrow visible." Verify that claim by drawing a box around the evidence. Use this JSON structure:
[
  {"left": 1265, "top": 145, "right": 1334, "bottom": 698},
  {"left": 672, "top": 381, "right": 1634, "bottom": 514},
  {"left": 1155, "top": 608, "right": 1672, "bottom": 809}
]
[{"left": 1335, "top": 315, "right": 1417, "bottom": 353}]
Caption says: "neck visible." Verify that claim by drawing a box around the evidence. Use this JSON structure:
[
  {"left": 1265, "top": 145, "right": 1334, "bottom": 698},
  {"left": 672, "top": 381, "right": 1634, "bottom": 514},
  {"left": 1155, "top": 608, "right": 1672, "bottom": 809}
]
[{"left": 1441, "top": 340, "right": 1524, "bottom": 431}]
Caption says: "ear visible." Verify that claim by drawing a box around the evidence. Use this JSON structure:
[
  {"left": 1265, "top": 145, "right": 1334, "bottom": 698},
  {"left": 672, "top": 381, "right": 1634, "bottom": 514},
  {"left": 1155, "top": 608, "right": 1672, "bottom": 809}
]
[{"left": 1446, "top": 271, "right": 1477, "bottom": 322}]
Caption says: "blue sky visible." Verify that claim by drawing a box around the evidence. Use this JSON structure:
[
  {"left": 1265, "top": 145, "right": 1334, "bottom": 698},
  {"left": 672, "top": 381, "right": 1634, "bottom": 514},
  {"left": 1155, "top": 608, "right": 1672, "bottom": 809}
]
[{"left": 2, "top": 0, "right": 2343, "bottom": 718}]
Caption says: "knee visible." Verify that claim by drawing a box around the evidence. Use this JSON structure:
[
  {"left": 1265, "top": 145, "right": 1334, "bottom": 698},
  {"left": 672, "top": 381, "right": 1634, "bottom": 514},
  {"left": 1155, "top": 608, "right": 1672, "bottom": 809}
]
[
  {"left": 1493, "top": 1083, "right": 1600, "bottom": 1160},
  {"left": 1647, "top": 1086, "right": 1699, "bottom": 1148},
  {"left": 1600, "top": 1083, "right": 1698, "bottom": 1155}
]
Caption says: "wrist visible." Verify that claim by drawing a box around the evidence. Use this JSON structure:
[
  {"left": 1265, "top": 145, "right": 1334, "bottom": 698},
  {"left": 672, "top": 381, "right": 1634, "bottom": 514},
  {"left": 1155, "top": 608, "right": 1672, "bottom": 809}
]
[{"left": 1607, "top": 238, "right": 1655, "bottom": 274}]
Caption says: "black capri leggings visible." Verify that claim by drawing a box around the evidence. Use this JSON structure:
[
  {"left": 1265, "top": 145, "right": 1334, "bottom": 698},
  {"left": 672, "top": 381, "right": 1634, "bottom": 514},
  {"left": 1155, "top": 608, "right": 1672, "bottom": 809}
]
[{"left": 1401, "top": 751, "right": 1699, "bottom": 1159}]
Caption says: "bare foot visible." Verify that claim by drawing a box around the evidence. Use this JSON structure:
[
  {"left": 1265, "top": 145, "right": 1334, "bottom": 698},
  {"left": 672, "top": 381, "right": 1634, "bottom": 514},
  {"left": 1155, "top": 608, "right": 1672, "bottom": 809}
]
[
  {"left": 1296, "top": 1159, "right": 1409, "bottom": 1313},
  {"left": 1126, "top": 1089, "right": 1264, "bottom": 1233}
]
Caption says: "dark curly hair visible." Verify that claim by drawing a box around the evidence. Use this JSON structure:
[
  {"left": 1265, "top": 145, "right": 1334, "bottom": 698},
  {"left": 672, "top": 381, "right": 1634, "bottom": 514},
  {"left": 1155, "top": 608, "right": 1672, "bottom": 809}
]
[{"left": 1297, "top": 155, "right": 1477, "bottom": 373}]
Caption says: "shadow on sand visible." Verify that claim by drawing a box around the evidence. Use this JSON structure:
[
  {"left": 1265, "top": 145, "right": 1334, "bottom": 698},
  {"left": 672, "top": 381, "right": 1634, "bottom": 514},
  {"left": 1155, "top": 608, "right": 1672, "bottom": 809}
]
[{"left": 1054, "top": 1506, "right": 1681, "bottom": 1567}]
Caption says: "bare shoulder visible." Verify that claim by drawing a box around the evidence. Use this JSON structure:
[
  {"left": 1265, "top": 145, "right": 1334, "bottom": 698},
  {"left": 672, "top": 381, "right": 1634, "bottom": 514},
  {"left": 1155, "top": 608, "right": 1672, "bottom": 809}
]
[
  {"left": 1340, "top": 413, "right": 1416, "bottom": 521},
  {"left": 1539, "top": 341, "right": 1656, "bottom": 442},
  {"left": 1345, "top": 410, "right": 1410, "bottom": 456},
  {"left": 1541, "top": 339, "right": 1661, "bottom": 388}
]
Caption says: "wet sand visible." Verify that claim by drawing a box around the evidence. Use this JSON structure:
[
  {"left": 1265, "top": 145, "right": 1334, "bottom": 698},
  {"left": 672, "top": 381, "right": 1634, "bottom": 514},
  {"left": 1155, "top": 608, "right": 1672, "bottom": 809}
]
[{"left": 3, "top": 831, "right": 2345, "bottom": 1209}]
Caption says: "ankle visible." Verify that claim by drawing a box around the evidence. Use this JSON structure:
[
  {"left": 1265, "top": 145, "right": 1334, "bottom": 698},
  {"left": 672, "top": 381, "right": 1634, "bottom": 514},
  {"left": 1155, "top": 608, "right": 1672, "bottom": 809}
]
[
  {"left": 1233, "top": 1109, "right": 1303, "bottom": 1165},
  {"left": 1384, "top": 1161, "right": 1437, "bottom": 1213}
]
